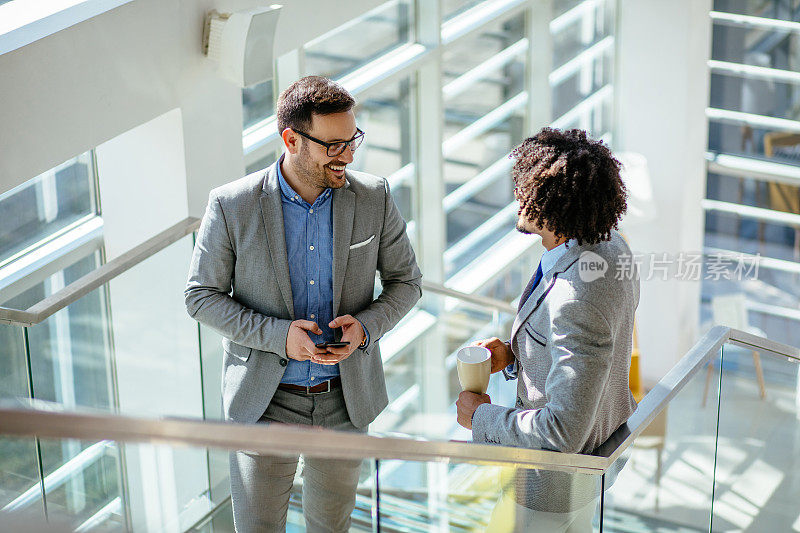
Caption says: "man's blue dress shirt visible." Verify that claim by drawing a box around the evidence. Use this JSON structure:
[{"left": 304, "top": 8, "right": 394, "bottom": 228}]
[{"left": 276, "top": 159, "right": 340, "bottom": 386}]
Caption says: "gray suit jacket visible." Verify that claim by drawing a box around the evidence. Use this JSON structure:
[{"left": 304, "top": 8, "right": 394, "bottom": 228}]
[
  {"left": 472, "top": 230, "right": 639, "bottom": 453},
  {"left": 185, "top": 161, "right": 422, "bottom": 428}
]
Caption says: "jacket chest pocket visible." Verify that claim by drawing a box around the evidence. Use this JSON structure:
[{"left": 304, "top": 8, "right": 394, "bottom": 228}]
[
  {"left": 524, "top": 322, "right": 548, "bottom": 347},
  {"left": 348, "top": 234, "right": 377, "bottom": 258}
]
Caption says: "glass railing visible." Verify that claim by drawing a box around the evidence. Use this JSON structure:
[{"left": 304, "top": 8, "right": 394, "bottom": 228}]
[
  {"left": 602, "top": 345, "right": 724, "bottom": 531},
  {"left": 712, "top": 334, "right": 800, "bottom": 532},
  {"left": 0, "top": 400, "right": 611, "bottom": 531},
  {"left": 0, "top": 218, "right": 206, "bottom": 528},
  {"left": 1, "top": 328, "right": 796, "bottom": 531}
]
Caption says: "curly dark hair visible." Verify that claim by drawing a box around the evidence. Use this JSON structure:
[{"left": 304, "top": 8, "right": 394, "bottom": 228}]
[
  {"left": 277, "top": 76, "right": 355, "bottom": 134},
  {"left": 511, "top": 127, "right": 627, "bottom": 245}
]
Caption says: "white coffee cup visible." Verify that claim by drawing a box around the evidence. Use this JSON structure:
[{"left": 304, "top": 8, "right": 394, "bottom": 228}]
[{"left": 457, "top": 346, "right": 491, "bottom": 394}]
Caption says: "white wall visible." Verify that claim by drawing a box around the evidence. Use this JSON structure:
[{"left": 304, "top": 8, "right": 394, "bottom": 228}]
[
  {"left": 96, "top": 109, "right": 189, "bottom": 258},
  {"left": 616, "top": 0, "right": 712, "bottom": 383}
]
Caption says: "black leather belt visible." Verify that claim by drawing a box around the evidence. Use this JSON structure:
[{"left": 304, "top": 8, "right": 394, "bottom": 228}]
[{"left": 277, "top": 376, "right": 341, "bottom": 395}]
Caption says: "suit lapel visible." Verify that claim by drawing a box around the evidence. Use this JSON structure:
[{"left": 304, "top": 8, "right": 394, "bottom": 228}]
[
  {"left": 332, "top": 177, "right": 355, "bottom": 317},
  {"left": 511, "top": 244, "right": 582, "bottom": 339},
  {"left": 259, "top": 163, "right": 295, "bottom": 319}
]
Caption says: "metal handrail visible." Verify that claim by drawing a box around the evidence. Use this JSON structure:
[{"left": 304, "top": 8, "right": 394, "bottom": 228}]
[
  {"left": 1, "top": 327, "right": 796, "bottom": 475},
  {"left": 421, "top": 281, "right": 516, "bottom": 314},
  {"left": 0, "top": 217, "right": 200, "bottom": 327},
  {"left": 0, "top": 402, "right": 606, "bottom": 474}
]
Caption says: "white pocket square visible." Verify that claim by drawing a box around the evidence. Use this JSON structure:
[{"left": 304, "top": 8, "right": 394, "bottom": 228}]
[{"left": 349, "top": 235, "right": 375, "bottom": 250}]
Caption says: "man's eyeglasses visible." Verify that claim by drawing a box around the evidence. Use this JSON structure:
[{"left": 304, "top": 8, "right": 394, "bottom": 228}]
[{"left": 293, "top": 128, "right": 365, "bottom": 157}]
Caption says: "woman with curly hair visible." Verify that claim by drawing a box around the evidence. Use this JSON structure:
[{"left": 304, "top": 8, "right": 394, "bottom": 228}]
[{"left": 456, "top": 128, "right": 640, "bottom": 532}]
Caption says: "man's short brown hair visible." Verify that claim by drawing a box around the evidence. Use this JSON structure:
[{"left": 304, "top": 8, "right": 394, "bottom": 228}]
[
  {"left": 276, "top": 76, "right": 355, "bottom": 134},
  {"left": 511, "top": 127, "right": 627, "bottom": 245}
]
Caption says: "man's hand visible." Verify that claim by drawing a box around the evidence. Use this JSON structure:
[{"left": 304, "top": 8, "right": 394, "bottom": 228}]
[
  {"left": 472, "top": 337, "right": 515, "bottom": 373},
  {"left": 456, "top": 391, "right": 491, "bottom": 430},
  {"left": 311, "top": 315, "right": 365, "bottom": 365},
  {"left": 286, "top": 320, "right": 327, "bottom": 361}
]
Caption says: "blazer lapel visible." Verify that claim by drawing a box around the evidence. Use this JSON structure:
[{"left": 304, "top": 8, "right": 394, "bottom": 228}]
[
  {"left": 332, "top": 178, "right": 355, "bottom": 317},
  {"left": 511, "top": 244, "right": 582, "bottom": 339},
  {"left": 259, "top": 163, "right": 295, "bottom": 319}
]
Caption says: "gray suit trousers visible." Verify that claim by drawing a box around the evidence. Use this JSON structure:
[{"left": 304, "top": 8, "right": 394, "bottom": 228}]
[{"left": 230, "top": 387, "right": 364, "bottom": 533}]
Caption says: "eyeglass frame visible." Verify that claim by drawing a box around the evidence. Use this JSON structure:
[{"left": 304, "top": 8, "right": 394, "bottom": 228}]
[{"left": 292, "top": 128, "right": 365, "bottom": 157}]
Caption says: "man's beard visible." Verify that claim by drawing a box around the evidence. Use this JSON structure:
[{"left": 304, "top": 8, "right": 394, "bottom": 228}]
[
  {"left": 515, "top": 219, "right": 533, "bottom": 234},
  {"left": 294, "top": 145, "right": 346, "bottom": 190}
]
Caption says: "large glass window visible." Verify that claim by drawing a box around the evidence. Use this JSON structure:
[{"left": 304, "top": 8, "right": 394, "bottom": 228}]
[
  {"left": 351, "top": 77, "right": 416, "bottom": 229},
  {"left": 551, "top": 49, "right": 613, "bottom": 124},
  {"left": 0, "top": 152, "right": 98, "bottom": 267},
  {"left": 0, "top": 150, "right": 109, "bottom": 412},
  {"left": 550, "top": 0, "right": 615, "bottom": 138},
  {"left": 710, "top": 74, "right": 799, "bottom": 124},
  {"left": 233, "top": 0, "right": 621, "bottom": 459},
  {"left": 245, "top": 149, "right": 281, "bottom": 175},
  {"left": 708, "top": 15, "right": 800, "bottom": 163},
  {"left": 242, "top": 80, "right": 274, "bottom": 130},
  {"left": 704, "top": 0, "right": 800, "bottom": 350},
  {"left": 442, "top": 15, "right": 526, "bottom": 278},
  {"left": 303, "top": 0, "right": 414, "bottom": 80},
  {"left": 242, "top": 0, "right": 414, "bottom": 136},
  {"left": 552, "top": 0, "right": 615, "bottom": 68},
  {"left": 442, "top": 0, "right": 484, "bottom": 22},
  {"left": 713, "top": 0, "right": 800, "bottom": 20}
]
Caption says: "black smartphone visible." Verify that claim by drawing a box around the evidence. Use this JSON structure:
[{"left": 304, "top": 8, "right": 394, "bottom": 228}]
[{"left": 315, "top": 341, "right": 350, "bottom": 349}]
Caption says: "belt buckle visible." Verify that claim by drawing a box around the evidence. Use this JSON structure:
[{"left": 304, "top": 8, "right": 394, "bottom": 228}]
[{"left": 308, "top": 380, "right": 331, "bottom": 395}]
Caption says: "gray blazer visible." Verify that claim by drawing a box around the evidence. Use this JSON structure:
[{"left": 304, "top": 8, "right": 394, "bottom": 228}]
[
  {"left": 185, "top": 161, "right": 422, "bottom": 428},
  {"left": 472, "top": 230, "right": 639, "bottom": 454}
]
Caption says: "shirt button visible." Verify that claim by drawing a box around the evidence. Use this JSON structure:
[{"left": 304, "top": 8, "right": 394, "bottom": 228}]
[
  {"left": 309, "top": 209, "right": 314, "bottom": 214},
  {"left": 309, "top": 280, "right": 315, "bottom": 285},
  {"left": 294, "top": 195, "right": 298, "bottom": 200},
  {"left": 309, "top": 245, "right": 314, "bottom": 251},
  {"left": 310, "top": 377, "right": 315, "bottom": 381},
  {"left": 279, "top": 359, "right": 288, "bottom": 367},
  {"left": 310, "top": 314, "right": 315, "bottom": 319}
]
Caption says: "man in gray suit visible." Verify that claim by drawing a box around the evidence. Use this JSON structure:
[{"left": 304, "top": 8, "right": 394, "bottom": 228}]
[
  {"left": 185, "top": 76, "right": 421, "bottom": 532},
  {"left": 456, "top": 128, "right": 639, "bottom": 531}
]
